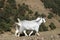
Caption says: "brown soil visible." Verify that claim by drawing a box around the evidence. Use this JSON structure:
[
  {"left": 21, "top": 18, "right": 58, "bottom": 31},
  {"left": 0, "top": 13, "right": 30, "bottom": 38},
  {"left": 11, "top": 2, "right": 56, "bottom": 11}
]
[{"left": 0, "top": 29, "right": 60, "bottom": 40}]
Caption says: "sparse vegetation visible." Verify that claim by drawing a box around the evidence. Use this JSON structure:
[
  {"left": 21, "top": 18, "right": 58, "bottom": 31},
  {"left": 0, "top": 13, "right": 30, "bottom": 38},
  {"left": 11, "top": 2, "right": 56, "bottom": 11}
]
[
  {"left": 34, "top": 11, "right": 40, "bottom": 17},
  {"left": 47, "top": 13, "right": 54, "bottom": 19},
  {"left": 0, "top": 22, "right": 11, "bottom": 32},
  {"left": 7, "top": 0, "right": 16, "bottom": 9},
  {"left": 40, "top": 13, "right": 46, "bottom": 18},
  {"left": 0, "top": 1, "right": 34, "bottom": 32},
  {"left": 0, "top": 0, "right": 5, "bottom": 8},
  {"left": 41, "top": 0, "right": 60, "bottom": 16},
  {"left": 17, "top": 3, "right": 34, "bottom": 20},
  {"left": 49, "top": 22, "right": 56, "bottom": 30},
  {"left": 39, "top": 23, "right": 48, "bottom": 31},
  {"left": 28, "top": 10, "right": 33, "bottom": 14}
]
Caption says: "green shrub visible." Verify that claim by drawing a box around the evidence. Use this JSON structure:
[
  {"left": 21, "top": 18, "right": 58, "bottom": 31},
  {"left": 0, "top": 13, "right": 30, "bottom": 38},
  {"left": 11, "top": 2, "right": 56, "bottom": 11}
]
[
  {"left": 7, "top": 0, "right": 16, "bottom": 9},
  {"left": 40, "top": 13, "right": 46, "bottom": 18},
  {"left": 16, "top": 14, "right": 29, "bottom": 20},
  {"left": 0, "top": 0, "right": 5, "bottom": 8},
  {"left": 0, "top": 22, "right": 11, "bottom": 32},
  {"left": 4, "top": 5, "right": 12, "bottom": 15},
  {"left": 34, "top": 11, "right": 40, "bottom": 17},
  {"left": 47, "top": 13, "right": 54, "bottom": 19},
  {"left": 49, "top": 22, "right": 56, "bottom": 30},
  {"left": 39, "top": 23, "right": 48, "bottom": 31},
  {"left": 34, "top": 11, "right": 38, "bottom": 15},
  {"left": 18, "top": 3, "right": 29, "bottom": 15},
  {"left": 28, "top": 10, "right": 33, "bottom": 14},
  {"left": 22, "top": 3, "right": 29, "bottom": 11},
  {"left": 41, "top": 0, "right": 60, "bottom": 16},
  {"left": 18, "top": 3, "right": 29, "bottom": 12}
]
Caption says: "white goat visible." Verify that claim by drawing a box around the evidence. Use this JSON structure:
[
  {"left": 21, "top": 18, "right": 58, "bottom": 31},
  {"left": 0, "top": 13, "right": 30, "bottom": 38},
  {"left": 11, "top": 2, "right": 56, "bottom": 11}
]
[{"left": 15, "top": 17, "right": 46, "bottom": 37}]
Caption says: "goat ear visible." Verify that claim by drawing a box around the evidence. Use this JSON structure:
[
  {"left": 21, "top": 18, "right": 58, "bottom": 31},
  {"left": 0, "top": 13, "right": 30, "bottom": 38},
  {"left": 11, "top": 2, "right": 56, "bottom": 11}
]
[{"left": 17, "top": 18, "right": 21, "bottom": 22}]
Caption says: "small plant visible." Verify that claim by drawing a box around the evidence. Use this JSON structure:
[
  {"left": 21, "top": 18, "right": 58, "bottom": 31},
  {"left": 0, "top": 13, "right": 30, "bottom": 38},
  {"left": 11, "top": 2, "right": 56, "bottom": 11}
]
[
  {"left": 41, "top": 0, "right": 60, "bottom": 16},
  {"left": 40, "top": 13, "right": 46, "bottom": 18},
  {"left": 22, "top": 3, "right": 29, "bottom": 11},
  {"left": 7, "top": 0, "right": 16, "bottom": 9},
  {"left": 49, "top": 22, "right": 56, "bottom": 30},
  {"left": 39, "top": 23, "right": 48, "bottom": 31},
  {"left": 0, "top": 22, "right": 11, "bottom": 32},
  {"left": 34, "top": 11, "right": 40, "bottom": 17},
  {"left": 0, "top": 0, "right": 5, "bottom": 8},
  {"left": 18, "top": 3, "right": 30, "bottom": 15},
  {"left": 34, "top": 11, "right": 38, "bottom": 16},
  {"left": 28, "top": 10, "right": 33, "bottom": 14},
  {"left": 47, "top": 13, "right": 54, "bottom": 19}
]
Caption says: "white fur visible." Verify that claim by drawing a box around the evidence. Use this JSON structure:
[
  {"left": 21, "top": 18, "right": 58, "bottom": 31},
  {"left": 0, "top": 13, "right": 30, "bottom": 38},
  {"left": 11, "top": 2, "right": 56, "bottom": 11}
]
[{"left": 15, "top": 17, "right": 46, "bottom": 37}]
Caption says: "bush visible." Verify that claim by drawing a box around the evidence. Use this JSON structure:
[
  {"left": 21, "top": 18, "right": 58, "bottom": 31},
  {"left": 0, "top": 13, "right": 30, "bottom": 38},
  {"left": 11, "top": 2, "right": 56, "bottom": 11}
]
[
  {"left": 34, "top": 11, "right": 38, "bottom": 15},
  {"left": 39, "top": 23, "right": 48, "bottom": 31},
  {"left": 16, "top": 14, "right": 29, "bottom": 20},
  {"left": 7, "top": 0, "right": 16, "bottom": 9},
  {"left": 28, "top": 10, "right": 33, "bottom": 14},
  {"left": 4, "top": 5, "right": 12, "bottom": 14},
  {"left": 34, "top": 11, "right": 40, "bottom": 17},
  {"left": 40, "top": 13, "right": 46, "bottom": 18},
  {"left": 41, "top": 0, "right": 60, "bottom": 16},
  {"left": 0, "top": 0, "right": 5, "bottom": 8},
  {"left": 22, "top": 3, "right": 29, "bottom": 11},
  {"left": 47, "top": 13, "right": 54, "bottom": 19},
  {"left": 49, "top": 22, "right": 56, "bottom": 30},
  {"left": 18, "top": 3, "right": 29, "bottom": 11},
  {"left": 0, "top": 22, "right": 11, "bottom": 32},
  {"left": 18, "top": 3, "right": 29, "bottom": 15}
]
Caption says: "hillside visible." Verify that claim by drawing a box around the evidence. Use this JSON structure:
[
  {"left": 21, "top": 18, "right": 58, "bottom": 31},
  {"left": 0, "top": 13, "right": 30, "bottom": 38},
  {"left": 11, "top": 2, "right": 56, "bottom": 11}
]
[
  {"left": 0, "top": 0, "right": 60, "bottom": 40},
  {"left": 15, "top": 0, "right": 60, "bottom": 30},
  {"left": 16, "top": 0, "right": 50, "bottom": 15}
]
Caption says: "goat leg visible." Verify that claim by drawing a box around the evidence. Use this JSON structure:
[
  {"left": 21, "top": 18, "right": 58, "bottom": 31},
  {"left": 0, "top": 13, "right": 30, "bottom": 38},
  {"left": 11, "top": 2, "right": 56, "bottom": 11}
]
[
  {"left": 23, "top": 30, "right": 28, "bottom": 36},
  {"left": 29, "top": 31, "right": 33, "bottom": 36}
]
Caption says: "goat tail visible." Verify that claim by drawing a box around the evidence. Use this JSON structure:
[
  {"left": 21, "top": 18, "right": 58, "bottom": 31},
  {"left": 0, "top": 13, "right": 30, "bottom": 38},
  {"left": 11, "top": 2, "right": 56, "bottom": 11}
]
[
  {"left": 17, "top": 18, "right": 21, "bottom": 23},
  {"left": 15, "top": 22, "right": 20, "bottom": 30}
]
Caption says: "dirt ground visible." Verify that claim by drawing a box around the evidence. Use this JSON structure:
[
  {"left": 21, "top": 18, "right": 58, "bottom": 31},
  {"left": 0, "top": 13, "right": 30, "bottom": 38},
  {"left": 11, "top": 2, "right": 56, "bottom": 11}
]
[{"left": 0, "top": 28, "right": 60, "bottom": 40}]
